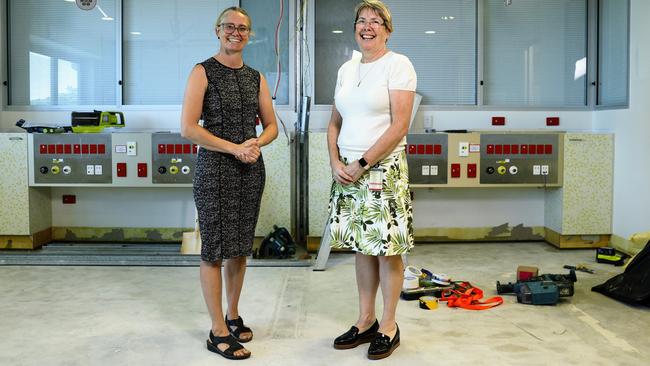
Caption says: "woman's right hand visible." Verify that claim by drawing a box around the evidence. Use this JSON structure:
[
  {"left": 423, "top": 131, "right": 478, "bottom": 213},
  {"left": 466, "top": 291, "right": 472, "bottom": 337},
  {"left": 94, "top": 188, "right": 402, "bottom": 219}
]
[
  {"left": 331, "top": 160, "right": 354, "bottom": 185},
  {"left": 233, "top": 138, "right": 260, "bottom": 164}
]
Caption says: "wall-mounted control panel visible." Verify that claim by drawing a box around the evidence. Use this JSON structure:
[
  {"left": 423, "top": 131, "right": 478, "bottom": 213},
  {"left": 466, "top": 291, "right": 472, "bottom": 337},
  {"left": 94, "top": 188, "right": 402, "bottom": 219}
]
[
  {"left": 28, "top": 132, "right": 197, "bottom": 187},
  {"left": 480, "top": 134, "right": 561, "bottom": 186},
  {"left": 152, "top": 133, "right": 198, "bottom": 184},
  {"left": 405, "top": 132, "right": 563, "bottom": 188},
  {"left": 405, "top": 133, "right": 448, "bottom": 185},
  {"left": 31, "top": 134, "right": 112, "bottom": 184}
]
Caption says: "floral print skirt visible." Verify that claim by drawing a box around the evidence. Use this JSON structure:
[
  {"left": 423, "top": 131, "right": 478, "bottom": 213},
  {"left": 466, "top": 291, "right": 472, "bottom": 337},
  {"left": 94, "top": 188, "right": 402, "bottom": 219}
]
[{"left": 328, "top": 151, "right": 414, "bottom": 256}]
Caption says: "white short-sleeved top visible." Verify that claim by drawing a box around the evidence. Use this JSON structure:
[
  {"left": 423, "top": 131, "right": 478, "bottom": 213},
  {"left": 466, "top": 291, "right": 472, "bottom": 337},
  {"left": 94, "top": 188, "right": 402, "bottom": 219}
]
[{"left": 334, "top": 51, "right": 417, "bottom": 159}]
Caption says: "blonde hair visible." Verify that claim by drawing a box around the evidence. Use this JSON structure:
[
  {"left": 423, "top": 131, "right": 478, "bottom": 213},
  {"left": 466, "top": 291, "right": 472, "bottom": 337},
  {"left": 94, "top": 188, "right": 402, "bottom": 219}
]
[
  {"left": 354, "top": 0, "right": 393, "bottom": 33},
  {"left": 215, "top": 7, "right": 253, "bottom": 35}
]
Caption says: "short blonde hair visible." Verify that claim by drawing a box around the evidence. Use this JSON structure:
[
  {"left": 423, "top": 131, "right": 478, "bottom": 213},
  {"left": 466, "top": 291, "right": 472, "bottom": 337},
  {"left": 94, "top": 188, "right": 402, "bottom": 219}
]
[
  {"left": 215, "top": 7, "right": 253, "bottom": 35},
  {"left": 354, "top": 0, "right": 393, "bottom": 33}
]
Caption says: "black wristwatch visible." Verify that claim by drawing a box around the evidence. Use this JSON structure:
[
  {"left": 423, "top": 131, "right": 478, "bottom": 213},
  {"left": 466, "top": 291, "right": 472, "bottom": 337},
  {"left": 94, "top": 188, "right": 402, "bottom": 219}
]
[{"left": 358, "top": 157, "right": 370, "bottom": 170}]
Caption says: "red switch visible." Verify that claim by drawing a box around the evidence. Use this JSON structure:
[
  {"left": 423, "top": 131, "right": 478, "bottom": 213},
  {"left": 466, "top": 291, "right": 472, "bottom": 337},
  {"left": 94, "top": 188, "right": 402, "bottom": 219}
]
[
  {"left": 417, "top": 144, "right": 425, "bottom": 154},
  {"left": 503, "top": 145, "right": 511, "bottom": 155},
  {"left": 546, "top": 117, "right": 560, "bottom": 126},
  {"left": 74, "top": 144, "right": 81, "bottom": 154},
  {"left": 158, "top": 144, "right": 166, "bottom": 154},
  {"left": 137, "top": 163, "right": 147, "bottom": 177},
  {"left": 495, "top": 144, "right": 503, "bottom": 154},
  {"left": 536, "top": 144, "right": 544, "bottom": 154},
  {"left": 425, "top": 144, "right": 433, "bottom": 155},
  {"left": 486, "top": 144, "right": 494, "bottom": 154},
  {"left": 434, "top": 144, "right": 442, "bottom": 155},
  {"left": 545, "top": 144, "right": 553, "bottom": 154},
  {"left": 492, "top": 116, "right": 506, "bottom": 126},
  {"left": 511, "top": 144, "right": 519, "bottom": 154},
  {"left": 117, "top": 162, "right": 127, "bottom": 177},
  {"left": 82, "top": 144, "right": 89, "bottom": 154},
  {"left": 89, "top": 144, "right": 98, "bottom": 154},
  {"left": 451, "top": 163, "right": 461, "bottom": 178},
  {"left": 56, "top": 144, "right": 64, "bottom": 154},
  {"left": 528, "top": 144, "right": 536, "bottom": 154},
  {"left": 39, "top": 144, "right": 47, "bottom": 154},
  {"left": 183, "top": 144, "right": 191, "bottom": 154},
  {"left": 520, "top": 144, "right": 528, "bottom": 154},
  {"left": 166, "top": 144, "right": 174, "bottom": 154},
  {"left": 64, "top": 144, "right": 72, "bottom": 154},
  {"left": 62, "top": 195, "right": 76, "bottom": 204},
  {"left": 193, "top": 144, "right": 198, "bottom": 154},
  {"left": 98, "top": 144, "right": 106, "bottom": 154},
  {"left": 175, "top": 144, "right": 183, "bottom": 154},
  {"left": 48, "top": 144, "right": 56, "bottom": 154},
  {"left": 467, "top": 163, "right": 477, "bottom": 178}
]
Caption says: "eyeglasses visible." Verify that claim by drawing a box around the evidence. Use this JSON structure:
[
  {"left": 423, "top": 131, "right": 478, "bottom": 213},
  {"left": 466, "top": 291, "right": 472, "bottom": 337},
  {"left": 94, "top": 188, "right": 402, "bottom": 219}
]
[
  {"left": 354, "top": 19, "right": 384, "bottom": 28},
  {"left": 220, "top": 23, "right": 250, "bottom": 35}
]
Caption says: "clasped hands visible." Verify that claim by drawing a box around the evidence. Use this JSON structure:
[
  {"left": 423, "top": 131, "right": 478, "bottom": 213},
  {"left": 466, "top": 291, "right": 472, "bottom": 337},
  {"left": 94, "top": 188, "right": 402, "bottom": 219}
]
[
  {"left": 234, "top": 138, "right": 260, "bottom": 164},
  {"left": 331, "top": 159, "right": 365, "bottom": 185}
]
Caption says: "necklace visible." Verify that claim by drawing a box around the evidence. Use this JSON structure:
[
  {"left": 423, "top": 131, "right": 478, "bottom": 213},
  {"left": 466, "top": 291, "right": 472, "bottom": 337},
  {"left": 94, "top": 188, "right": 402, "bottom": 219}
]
[{"left": 357, "top": 49, "right": 388, "bottom": 87}]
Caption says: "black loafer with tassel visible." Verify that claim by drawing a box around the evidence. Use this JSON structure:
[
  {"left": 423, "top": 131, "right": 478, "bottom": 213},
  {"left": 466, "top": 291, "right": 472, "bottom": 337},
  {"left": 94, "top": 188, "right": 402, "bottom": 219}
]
[{"left": 367, "top": 324, "right": 400, "bottom": 360}]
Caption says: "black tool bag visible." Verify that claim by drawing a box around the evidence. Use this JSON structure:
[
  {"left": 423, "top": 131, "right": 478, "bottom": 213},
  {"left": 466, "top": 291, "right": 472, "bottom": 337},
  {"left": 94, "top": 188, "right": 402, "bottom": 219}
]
[
  {"left": 254, "top": 225, "right": 296, "bottom": 259},
  {"left": 592, "top": 241, "right": 650, "bottom": 306}
]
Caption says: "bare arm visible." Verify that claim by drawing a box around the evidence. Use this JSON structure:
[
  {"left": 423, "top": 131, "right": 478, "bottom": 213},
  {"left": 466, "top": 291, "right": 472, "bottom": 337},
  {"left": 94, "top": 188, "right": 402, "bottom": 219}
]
[
  {"left": 343, "top": 89, "right": 415, "bottom": 180},
  {"left": 180, "top": 64, "right": 259, "bottom": 162},
  {"left": 256, "top": 74, "right": 279, "bottom": 147},
  {"left": 327, "top": 103, "right": 354, "bottom": 185}
]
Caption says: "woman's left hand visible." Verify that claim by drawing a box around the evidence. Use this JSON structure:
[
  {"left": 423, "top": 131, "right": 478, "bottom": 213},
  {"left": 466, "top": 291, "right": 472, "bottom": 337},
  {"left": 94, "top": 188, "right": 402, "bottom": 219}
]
[{"left": 342, "top": 160, "right": 366, "bottom": 183}]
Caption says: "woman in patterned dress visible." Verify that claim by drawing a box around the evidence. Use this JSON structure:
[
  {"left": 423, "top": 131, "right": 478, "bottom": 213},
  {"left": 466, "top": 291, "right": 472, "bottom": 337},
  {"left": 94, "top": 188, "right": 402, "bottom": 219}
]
[
  {"left": 180, "top": 6, "right": 277, "bottom": 360},
  {"left": 327, "top": 0, "right": 416, "bottom": 360}
]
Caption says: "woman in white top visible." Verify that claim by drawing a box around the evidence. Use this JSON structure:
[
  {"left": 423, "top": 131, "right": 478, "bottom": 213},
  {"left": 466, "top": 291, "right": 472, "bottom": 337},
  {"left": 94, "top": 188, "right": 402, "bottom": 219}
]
[{"left": 327, "top": 0, "right": 416, "bottom": 360}]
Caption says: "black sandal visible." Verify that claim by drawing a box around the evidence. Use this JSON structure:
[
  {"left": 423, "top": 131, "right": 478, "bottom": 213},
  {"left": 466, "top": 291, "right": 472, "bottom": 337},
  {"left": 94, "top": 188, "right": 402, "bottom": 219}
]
[
  {"left": 206, "top": 331, "right": 251, "bottom": 360},
  {"left": 226, "top": 315, "right": 254, "bottom": 343}
]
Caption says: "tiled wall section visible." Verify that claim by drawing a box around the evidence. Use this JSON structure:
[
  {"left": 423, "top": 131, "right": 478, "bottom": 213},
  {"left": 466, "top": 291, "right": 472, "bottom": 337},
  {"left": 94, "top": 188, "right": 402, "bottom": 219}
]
[
  {"left": 0, "top": 133, "right": 39, "bottom": 235},
  {"left": 560, "top": 133, "right": 614, "bottom": 235},
  {"left": 308, "top": 133, "right": 332, "bottom": 236},
  {"left": 256, "top": 138, "right": 291, "bottom": 236}
]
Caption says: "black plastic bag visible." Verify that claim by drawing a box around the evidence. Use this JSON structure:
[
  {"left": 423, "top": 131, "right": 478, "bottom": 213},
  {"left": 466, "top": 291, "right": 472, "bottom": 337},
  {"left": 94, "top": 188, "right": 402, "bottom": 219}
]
[{"left": 591, "top": 241, "right": 650, "bottom": 306}]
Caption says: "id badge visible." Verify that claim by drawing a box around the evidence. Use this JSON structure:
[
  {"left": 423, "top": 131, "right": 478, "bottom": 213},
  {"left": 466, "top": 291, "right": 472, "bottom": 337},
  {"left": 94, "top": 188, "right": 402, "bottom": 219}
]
[{"left": 368, "top": 168, "right": 383, "bottom": 191}]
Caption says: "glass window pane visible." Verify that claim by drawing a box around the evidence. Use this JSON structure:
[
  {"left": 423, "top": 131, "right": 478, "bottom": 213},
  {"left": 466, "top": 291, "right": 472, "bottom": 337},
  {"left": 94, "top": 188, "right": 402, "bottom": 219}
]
[
  {"left": 385, "top": 0, "right": 476, "bottom": 105},
  {"left": 242, "top": 0, "right": 290, "bottom": 105},
  {"left": 484, "top": 0, "right": 587, "bottom": 107},
  {"left": 29, "top": 52, "right": 51, "bottom": 105},
  {"left": 9, "top": 0, "right": 117, "bottom": 106},
  {"left": 314, "top": 0, "right": 476, "bottom": 105},
  {"left": 123, "top": 0, "right": 236, "bottom": 105},
  {"left": 314, "top": 0, "right": 358, "bottom": 105},
  {"left": 598, "top": 0, "right": 629, "bottom": 106}
]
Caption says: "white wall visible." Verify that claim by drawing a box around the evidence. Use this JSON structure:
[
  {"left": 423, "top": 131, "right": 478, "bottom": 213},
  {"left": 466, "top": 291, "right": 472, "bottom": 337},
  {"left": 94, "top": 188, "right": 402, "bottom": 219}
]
[{"left": 593, "top": 0, "right": 650, "bottom": 239}]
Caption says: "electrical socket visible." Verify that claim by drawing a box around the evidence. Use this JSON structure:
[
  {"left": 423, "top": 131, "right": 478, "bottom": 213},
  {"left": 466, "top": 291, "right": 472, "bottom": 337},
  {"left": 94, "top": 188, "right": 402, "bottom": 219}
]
[
  {"left": 533, "top": 165, "right": 541, "bottom": 176},
  {"left": 541, "top": 165, "right": 549, "bottom": 175}
]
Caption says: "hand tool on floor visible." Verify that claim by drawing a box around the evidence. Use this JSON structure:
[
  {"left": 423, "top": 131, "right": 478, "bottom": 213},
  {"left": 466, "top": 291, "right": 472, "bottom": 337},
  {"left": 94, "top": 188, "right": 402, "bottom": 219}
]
[
  {"left": 496, "top": 270, "right": 577, "bottom": 305},
  {"left": 564, "top": 264, "right": 594, "bottom": 274}
]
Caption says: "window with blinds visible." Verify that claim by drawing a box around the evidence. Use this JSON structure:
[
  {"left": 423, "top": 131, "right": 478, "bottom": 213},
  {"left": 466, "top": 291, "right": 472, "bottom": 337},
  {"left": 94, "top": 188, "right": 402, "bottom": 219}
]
[
  {"left": 314, "top": 0, "right": 477, "bottom": 105},
  {"left": 8, "top": 0, "right": 117, "bottom": 106},
  {"left": 598, "top": 0, "right": 629, "bottom": 106},
  {"left": 242, "top": 0, "right": 290, "bottom": 105},
  {"left": 122, "top": 0, "right": 236, "bottom": 105},
  {"left": 483, "top": 0, "right": 588, "bottom": 107}
]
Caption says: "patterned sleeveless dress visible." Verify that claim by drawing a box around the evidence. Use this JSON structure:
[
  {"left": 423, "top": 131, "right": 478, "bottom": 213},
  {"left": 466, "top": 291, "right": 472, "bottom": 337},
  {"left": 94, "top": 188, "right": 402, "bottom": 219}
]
[{"left": 193, "top": 57, "right": 265, "bottom": 262}]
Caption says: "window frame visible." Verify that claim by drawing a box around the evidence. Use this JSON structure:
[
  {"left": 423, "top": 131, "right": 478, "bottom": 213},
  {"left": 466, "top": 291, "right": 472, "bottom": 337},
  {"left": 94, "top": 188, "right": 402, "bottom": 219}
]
[
  {"left": 0, "top": 0, "right": 628, "bottom": 112},
  {"left": 1, "top": 0, "right": 296, "bottom": 112},
  {"left": 307, "top": 0, "right": 628, "bottom": 111}
]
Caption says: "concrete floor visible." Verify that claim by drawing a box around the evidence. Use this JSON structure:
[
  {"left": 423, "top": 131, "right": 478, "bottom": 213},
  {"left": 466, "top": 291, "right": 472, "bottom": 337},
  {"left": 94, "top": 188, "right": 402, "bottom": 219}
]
[{"left": 0, "top": 242, "right": 648, "bottom": 366}]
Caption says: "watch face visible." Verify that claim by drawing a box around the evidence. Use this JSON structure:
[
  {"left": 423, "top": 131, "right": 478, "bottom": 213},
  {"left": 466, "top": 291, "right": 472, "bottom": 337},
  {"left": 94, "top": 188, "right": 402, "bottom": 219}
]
[{"left": 76, "top": 0, "right": 97, "bottom": 11}]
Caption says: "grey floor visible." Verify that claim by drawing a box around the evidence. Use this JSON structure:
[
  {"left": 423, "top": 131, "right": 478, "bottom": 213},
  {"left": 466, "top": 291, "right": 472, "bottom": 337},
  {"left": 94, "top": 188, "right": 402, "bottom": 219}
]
[{"left": 1, "top": 242, "right": 648, "bottom": 366}]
